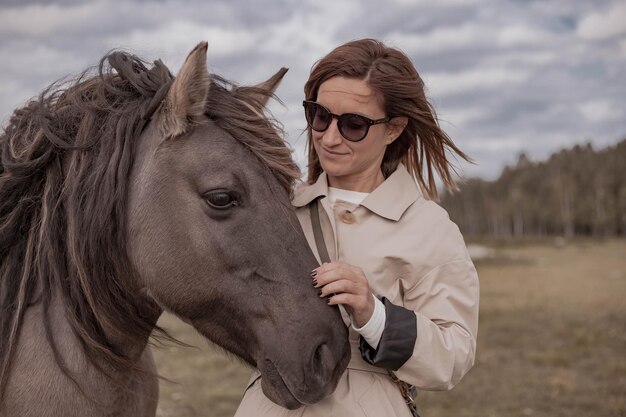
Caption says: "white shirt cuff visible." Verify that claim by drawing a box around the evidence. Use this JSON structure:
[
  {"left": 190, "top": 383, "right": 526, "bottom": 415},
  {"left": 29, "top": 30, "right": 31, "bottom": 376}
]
[{"left": 352, "top": 294, "right": 386, "bottom": 350}]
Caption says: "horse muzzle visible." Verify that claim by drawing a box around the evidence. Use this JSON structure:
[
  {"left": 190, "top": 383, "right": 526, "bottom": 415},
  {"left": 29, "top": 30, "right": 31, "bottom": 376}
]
[{"left": 257, "top": 330, "right": 351, "bottom": 409}]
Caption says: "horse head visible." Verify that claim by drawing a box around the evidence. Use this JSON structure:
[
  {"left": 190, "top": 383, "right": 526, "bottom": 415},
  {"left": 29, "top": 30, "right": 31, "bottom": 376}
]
[{"left": 125, "top": 42, "right": 350, "bottom": 408}]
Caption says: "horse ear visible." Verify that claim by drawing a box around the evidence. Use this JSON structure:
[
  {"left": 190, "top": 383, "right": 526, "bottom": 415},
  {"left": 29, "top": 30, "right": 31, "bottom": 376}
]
[
  {"left": 160, "top": 41, "right": 210, "bottom": 137},
  {"left": 251, "top": 67, "right": 288, "bottom": 107}
]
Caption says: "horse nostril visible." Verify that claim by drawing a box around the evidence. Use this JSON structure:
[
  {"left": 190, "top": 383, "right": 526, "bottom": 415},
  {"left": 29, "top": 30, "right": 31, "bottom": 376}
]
[
  {"left": 308, "top": 342, "right": 337, "bottom": 392},
  {"left": 312, "top": 343, "right": 327, "bottom": 369}
]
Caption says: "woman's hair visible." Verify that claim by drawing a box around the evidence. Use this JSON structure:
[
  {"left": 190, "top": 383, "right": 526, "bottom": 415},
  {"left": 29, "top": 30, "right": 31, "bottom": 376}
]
[{"left": 304, "top": 38, "right": 471, "bottom": 200}]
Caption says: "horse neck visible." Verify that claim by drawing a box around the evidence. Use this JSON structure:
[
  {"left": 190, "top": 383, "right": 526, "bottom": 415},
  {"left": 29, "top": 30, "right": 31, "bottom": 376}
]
[
  {"left": 3, "top": 280, "right": 160, "bottom": 416},
  {"left": 51, "top": 280, "right": 159, "bottom": 363},
  {"left": 31, "top": 270, "right": 161, "bottom": 366}
]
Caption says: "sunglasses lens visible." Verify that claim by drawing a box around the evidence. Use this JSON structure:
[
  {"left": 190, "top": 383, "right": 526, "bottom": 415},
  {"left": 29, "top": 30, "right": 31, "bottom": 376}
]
[
  {"left": 339, "top": 115, "right": 369, "bottom": 141},
  {"left": 305, "top": 102, "right": 331, "bottom": 131}
]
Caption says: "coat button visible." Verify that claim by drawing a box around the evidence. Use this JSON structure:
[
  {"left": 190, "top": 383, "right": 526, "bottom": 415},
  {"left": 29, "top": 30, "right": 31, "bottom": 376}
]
[{"left": 340, "top": 210, "right": 355, "bottom": 224}]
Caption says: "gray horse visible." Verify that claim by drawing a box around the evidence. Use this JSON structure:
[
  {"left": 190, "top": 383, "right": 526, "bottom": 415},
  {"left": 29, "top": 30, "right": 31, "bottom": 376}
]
[{"left": 0, "top": 42, "right": 350, "bottom": 417}]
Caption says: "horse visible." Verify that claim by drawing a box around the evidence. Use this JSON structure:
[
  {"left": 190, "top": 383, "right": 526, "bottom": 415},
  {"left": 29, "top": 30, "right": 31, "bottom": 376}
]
[{"left": 0, "top": 41, "right": 350, "bottom": 417}]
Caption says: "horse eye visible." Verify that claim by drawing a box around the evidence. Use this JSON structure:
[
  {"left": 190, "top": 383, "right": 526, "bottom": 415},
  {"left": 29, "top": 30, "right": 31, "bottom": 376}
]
[{"left": 204, "top": 191, "right": 240, "bottom": 209}]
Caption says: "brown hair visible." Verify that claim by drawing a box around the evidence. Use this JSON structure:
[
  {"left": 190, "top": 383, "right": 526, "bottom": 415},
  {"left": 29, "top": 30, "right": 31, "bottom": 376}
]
[{"left": 304, "top": 38, "right": 472, "bottom": 200}]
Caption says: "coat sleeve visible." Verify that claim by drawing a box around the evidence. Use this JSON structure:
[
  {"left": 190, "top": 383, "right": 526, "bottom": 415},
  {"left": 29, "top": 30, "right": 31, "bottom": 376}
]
[
  {"left": 360, "top": 258, "right": 479, "bottom": 390},
  {"left": 359, "top": 298, "right": 416, "bottom": 369}
]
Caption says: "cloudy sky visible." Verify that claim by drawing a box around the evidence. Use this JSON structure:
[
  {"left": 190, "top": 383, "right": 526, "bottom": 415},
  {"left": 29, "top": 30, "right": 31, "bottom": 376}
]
[{"left": 1, "top": 0, "right": 624, "bottom": 180}]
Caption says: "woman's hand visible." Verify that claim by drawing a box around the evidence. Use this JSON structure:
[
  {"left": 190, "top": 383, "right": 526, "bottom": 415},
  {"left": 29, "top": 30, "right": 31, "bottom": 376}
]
[{"left": 312, "top": 261, "right": 375, "bottom": 328}]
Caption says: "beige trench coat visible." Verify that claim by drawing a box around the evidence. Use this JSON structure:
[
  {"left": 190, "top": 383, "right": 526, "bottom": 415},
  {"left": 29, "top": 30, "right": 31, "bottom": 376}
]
[{"left": 234, "top": 164, "right": 479, "bottom": 417}]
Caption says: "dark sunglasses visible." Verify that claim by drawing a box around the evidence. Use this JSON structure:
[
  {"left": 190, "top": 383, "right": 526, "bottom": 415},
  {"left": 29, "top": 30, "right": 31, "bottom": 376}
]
[{"left": 302, "top": 100, "right": 390, "bottom": 142}]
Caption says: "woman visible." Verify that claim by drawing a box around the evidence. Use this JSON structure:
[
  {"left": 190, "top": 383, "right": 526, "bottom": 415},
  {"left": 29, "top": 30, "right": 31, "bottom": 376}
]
[{"left": 235, "top": 38, "right": 479, "bottom": 417}]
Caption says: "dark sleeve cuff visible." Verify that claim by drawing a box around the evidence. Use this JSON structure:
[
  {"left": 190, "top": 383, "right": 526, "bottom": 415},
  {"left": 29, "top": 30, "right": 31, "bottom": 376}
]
[{"left": 359, "top": 297, "right": 417, "bottom": 371}]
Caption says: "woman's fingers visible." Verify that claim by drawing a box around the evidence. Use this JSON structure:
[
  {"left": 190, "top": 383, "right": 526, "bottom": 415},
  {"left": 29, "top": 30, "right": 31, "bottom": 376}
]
[
  {"left": 326, "top": 290, "right": 370, "bottom": 311},
  {"left": 318, "top": 279, "right": 358, "bottom": 297},
  {"left": 312, "top": 261, "right": 364, "bottom": 287},
  {"left": 327, "top": 292, "right": 358, "bottom": 307}
]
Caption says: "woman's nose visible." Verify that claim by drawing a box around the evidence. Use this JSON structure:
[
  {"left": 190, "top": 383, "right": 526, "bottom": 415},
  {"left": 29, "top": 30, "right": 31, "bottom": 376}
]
[{"left": 320, "top": 119, "right": 343, "bottom": 146}]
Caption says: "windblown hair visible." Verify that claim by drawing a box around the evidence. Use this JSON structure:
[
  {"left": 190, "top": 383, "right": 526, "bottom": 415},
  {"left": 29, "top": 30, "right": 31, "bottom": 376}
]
[
  {"left": 0, "top": 50, "right": 299, "bottom": 400},
  {"left": 304, "top": 38, "right": 472, "bottom": 200}
]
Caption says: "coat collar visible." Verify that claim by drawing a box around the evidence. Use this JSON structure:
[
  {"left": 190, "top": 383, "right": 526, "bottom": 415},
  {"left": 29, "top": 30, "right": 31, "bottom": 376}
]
[{"left": 291, "top": 164, "right": 422, "bottom": 221}]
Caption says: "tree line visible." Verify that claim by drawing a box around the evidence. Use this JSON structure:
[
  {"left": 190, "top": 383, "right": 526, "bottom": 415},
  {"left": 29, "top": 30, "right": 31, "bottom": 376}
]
[{"left": 440, "top": 138, "right": 626, "bottom": 238}]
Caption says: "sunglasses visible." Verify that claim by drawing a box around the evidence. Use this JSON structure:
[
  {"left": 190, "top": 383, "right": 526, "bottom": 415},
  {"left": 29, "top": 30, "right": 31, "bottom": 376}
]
[{"left": 302, "top": 100, "right": 390, "bottom": 142}]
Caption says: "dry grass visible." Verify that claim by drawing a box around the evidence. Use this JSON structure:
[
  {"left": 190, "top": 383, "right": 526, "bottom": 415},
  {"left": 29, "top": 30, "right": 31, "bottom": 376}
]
[
  {"left": 152, "top": 319, "right": 251, "bottom": 417},
  {"left": 153, "top": 238, "right": 626, "bottom": 417}
]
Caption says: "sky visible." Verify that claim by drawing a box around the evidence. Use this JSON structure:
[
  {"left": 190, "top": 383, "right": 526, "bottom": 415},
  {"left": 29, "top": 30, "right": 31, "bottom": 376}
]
[{"left": 0, "top": 0, "right": 624, "bottom": 180}]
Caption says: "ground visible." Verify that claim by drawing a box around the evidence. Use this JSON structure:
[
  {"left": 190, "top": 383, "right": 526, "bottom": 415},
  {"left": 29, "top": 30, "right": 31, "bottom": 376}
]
[{"left": 153, "top": 238, "right": 626, "bottom": 417}]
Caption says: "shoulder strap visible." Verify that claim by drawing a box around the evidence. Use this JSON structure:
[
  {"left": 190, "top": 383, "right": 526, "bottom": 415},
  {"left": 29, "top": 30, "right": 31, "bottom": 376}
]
[{"left": 310, "top": 198, "right": 331, "bottom": 264}]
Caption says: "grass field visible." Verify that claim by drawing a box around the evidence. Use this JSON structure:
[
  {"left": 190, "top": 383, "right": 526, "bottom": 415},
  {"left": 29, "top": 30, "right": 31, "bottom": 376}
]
[{"left": 153, "top": 239, "right": 626, "bottom": 417}]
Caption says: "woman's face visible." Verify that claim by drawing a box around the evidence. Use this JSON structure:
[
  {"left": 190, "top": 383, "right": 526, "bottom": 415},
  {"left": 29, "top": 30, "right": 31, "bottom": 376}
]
[{"left": 311, "top": 76, "right": 399, "bottom": 191}]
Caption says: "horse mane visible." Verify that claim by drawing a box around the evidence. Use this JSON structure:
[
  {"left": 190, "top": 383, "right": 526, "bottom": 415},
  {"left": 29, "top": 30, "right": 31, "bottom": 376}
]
[{"left": 0, "top": 49, "right": 300, "bottom": 400}]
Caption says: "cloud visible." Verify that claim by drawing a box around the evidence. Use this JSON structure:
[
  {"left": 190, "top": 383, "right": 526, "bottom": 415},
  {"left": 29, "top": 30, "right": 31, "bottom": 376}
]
[
  {"left": 424, "top": 66, "right": 530, "bottom": 99},
  {"left": 390, "top": 24, "right": 494, "bottom": 55},
  {"left": 497, "top": 24, "right": 556, "bottom": 47},
  {"left": 578, "top": 99, "right": 624, "bottom": 123},
  {"left": 108, "top": 20, "right": 259, "bottom": 62},
  {"left": 0, "top": 0, "right": 625, "bottom": 180},
  {"left": 0, "top": 3, "right": 100, "bottom": 35},
  {"left": 577, "top": 2, "right": 626, "bottom": 40}
]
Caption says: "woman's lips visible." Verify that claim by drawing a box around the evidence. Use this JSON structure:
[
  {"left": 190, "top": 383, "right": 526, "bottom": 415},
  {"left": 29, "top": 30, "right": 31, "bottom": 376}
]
[{"left": 320, "top": 147, "right": 347, "bottom": 158}]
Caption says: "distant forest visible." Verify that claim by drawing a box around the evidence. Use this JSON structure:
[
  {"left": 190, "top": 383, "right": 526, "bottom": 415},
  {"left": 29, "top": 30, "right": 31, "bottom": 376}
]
[{"left": 440, "top": 138, "right": 626, "bottom": 238}]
